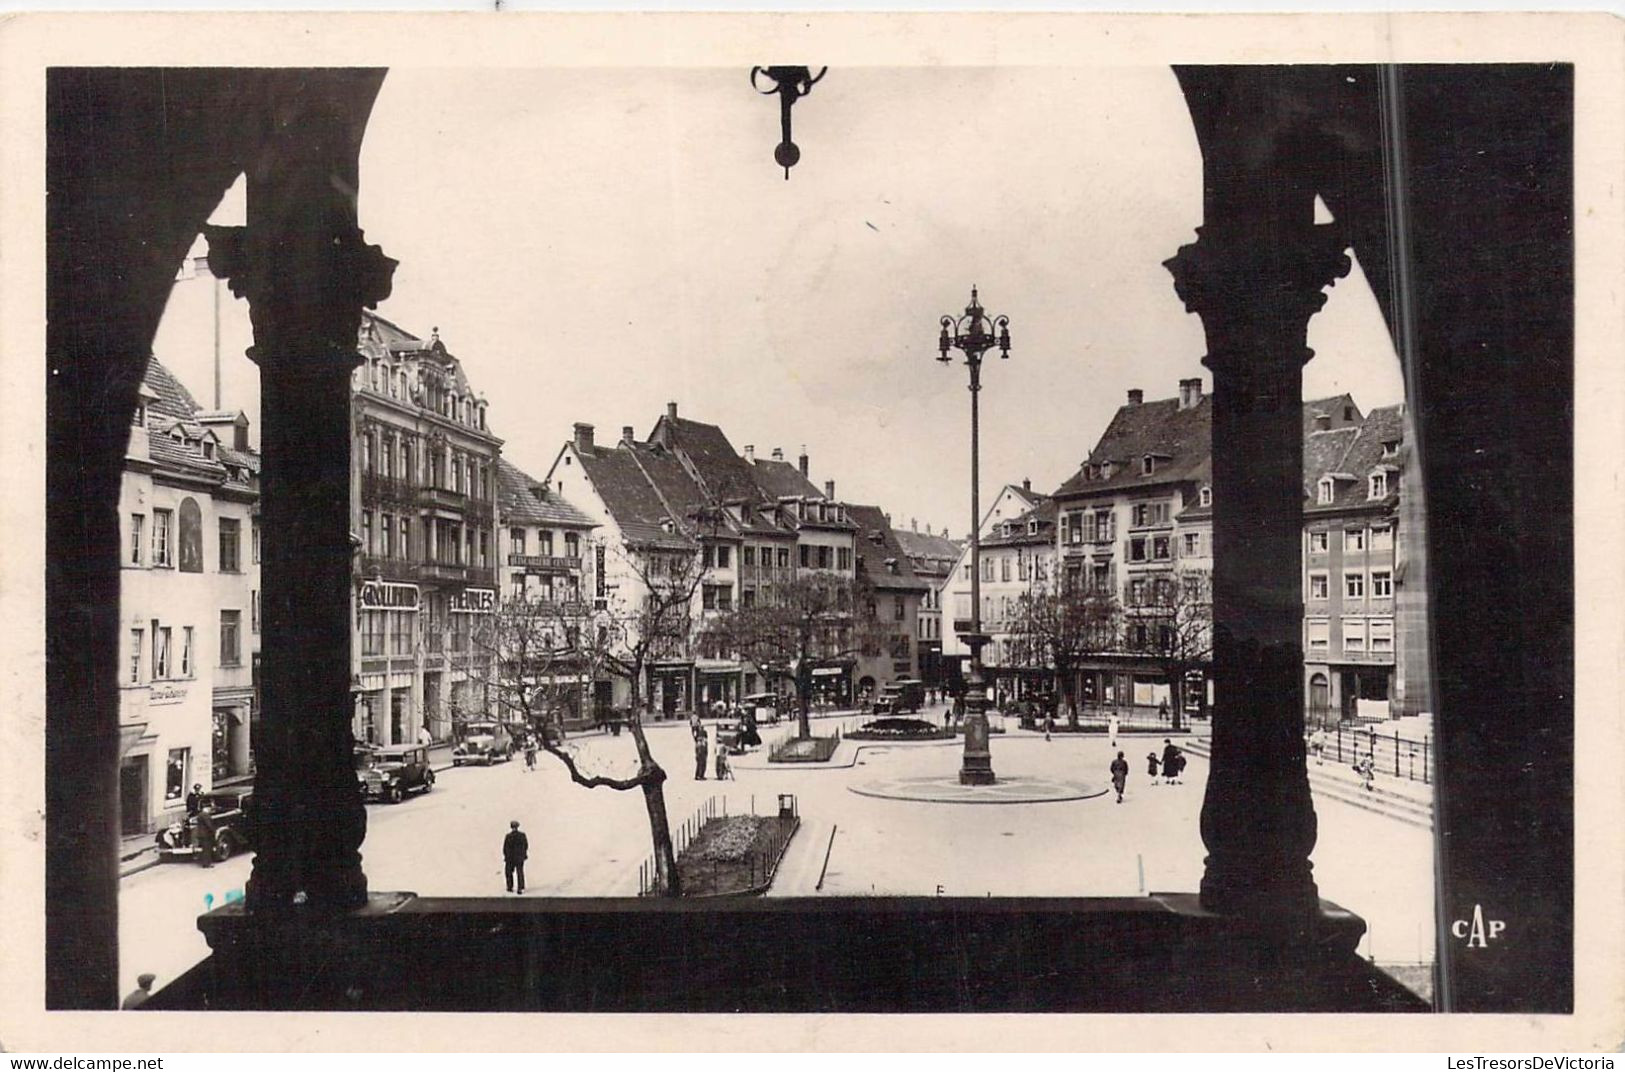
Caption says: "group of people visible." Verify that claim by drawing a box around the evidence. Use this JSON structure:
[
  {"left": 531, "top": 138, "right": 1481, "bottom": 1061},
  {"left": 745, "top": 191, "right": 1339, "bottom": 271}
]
[
  {"left": 1106, "top": 738, "right": 1187, "bottom": 803},
  {"left": 691, "top": 718, "right": 735, "bottom": 782},
  {"left": 183, "top": 782, "right": 216, "bottom": 868}
]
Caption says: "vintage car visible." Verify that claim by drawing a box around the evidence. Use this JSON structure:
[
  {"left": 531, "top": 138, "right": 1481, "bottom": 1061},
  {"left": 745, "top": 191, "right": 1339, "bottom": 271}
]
[
  {"left": 154, "top": 790, "right": 253, "bottom": 863},
  {"left": 359, "top": 744, "right": 435, "bottom": 803},
  {"left": 741, "top": 692, "right": 782, "bottom": 725},
  {"left": 871, "top": 678, "right": 926, "bottom": 716},
  {"left": 452, "top": 721, "right": 517, "bottom": 766}
]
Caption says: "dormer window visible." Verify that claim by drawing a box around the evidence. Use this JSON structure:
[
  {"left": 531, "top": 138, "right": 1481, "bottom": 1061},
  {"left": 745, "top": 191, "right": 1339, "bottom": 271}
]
[
  {"left": 1101, "top": 461, "right": 1114, "bottom": 480},
  {"left": 1002, "top": 523, "right": 1013, "bottom": 538},
  {"left": 1382, "top": 439, "right": 1400, "bottom": 458},
  {"left": 1317, "top": 477, "right": 1334, "bottom": 505},
  {"left": 132, "top": 403, "right": 145, "bottom": 426},
  {"left": 1368, "top": 471, "right": 1388, "bottom": 500},
  {"left": 1198, "top": 486, "right": 1212, "bottom": 508},
  {"left": 1027, "top": 519, "right": 1039, "bottom": 536},
  {"left": 202, "top": 441, "right": 215, "bottom": 459},
  {"left": 1142, "top": 455, "right": 1155, "bottom": 476}
]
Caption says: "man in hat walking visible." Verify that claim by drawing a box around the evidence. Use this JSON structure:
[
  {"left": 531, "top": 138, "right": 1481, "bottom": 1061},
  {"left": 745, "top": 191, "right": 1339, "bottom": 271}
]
[{"left": 503, "top": 820, "right": 529, "bottom": 894}]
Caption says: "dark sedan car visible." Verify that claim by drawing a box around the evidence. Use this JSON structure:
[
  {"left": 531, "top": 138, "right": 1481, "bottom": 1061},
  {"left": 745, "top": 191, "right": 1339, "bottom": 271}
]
[{"left": 155, "top": 790, "right": 253, "bottom": 863}]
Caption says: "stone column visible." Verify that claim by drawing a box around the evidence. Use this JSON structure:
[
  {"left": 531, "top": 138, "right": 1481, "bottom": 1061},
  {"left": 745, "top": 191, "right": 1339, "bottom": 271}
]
[
  {"left": 1165, "top": 220, "right": 1351, "bottom": 927},
  {"left": 206, "top": 89, "right": 395, "bottom": 913}
]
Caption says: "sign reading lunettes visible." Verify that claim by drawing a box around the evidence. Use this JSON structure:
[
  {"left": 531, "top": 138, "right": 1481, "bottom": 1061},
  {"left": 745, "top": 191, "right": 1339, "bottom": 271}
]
[
  {"left": 360, "top": 581, "right": 421, "bottom": 611},
  {"left": 449, "top": 587, "right": 496, "bottom": 614}
]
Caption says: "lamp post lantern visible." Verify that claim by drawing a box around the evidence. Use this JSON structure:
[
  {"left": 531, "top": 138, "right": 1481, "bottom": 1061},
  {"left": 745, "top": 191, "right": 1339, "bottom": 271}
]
[{"left": 937, "top": 286, "right": 1011, "bottom": 785}]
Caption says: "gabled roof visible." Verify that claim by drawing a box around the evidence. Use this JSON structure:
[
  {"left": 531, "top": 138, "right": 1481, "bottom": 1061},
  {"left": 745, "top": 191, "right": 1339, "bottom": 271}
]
[
  {"left": 572, "top": 442, "right": 696, "bottom": 552},
  {"left": 894, "top": 528, "right": 964, "bottom": 562},
  {"left": 984, "top": 499, "right": 1059, "bottom": 549},
  {"left": 1303, "top": 426, "right": 1362, "bottom": 496},
  {"left": 1054, "top": 395, "right": 1212, "bottom": 499},
  {"left": 651, "top": 414, "right": 766, "bottom": 506},
  {"left": 847, "top": 504, "right": 929, "bottom": 593},
  {"left": 143, "top": 357, "right": 202, "bottom": 420},
  {"left": 749, "top": 457, "right": 822, "bottom": 500},
  {"left": 1307, "top": 404, "right": 1406, "bottom": 513},
  {"left": 496, "top": 458, "right": 596, "bottom": 529},
  {"left": 1303, "top": 394, "right": 1363, "bottom": 437}
]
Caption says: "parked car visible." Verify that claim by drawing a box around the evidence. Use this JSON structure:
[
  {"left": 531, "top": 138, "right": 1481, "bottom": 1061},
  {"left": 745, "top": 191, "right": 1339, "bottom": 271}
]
[
  {"left": 741, "top": 692, "right": 782, "bottom": 724},
  {"left": 360, "top": 744, "right": 435, "bottom": 803},
  {"left": 154, "top": 790, "right": 253, "bottom": 863},
  {"left": 452, "top": 721, "right": 516, "bottom": 766},
  {"left": 872, "top": 678, "right": 926, "bottom": 715}
]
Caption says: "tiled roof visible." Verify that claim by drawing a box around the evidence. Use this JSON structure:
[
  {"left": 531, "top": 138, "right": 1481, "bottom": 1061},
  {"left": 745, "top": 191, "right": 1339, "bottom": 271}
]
[
  {"left": 1303, "top": 427, "right": 1361, "bottom": 495},
  {"left": 893, "top": 529, "right": 964, "bottom": 561},
  {"left": 1053, "top": 395, "right": 1212, "bottom": 499},
  {"left": 143, "top": 357, "right": 202, "bottom": 420},
  {"left": 749, "top": 457, "right": 823, "bottom": 500},
  {"left": 1303, "top": 394, "right": 1362, "bottom": 436},
  {"left": 573, "top": 443, "right": 696, "bottom": 551},
  {"left": 652, "top": 415, "right": 767, "bottom": 506},
  {"left": 1307, "top": 404, "right": 1405, "bottom": 513},
  {"left": 848, "top": 504, "right": 929, "bottom": 593},
  {"left": 983, "top": 500, "right": 1058, "bottom": 548},
  {"left": 362, "top": 311, "right": 426, "bottom": 353},
  {"left": 496, "top": 458, "right": 596, "bottom": 529}
]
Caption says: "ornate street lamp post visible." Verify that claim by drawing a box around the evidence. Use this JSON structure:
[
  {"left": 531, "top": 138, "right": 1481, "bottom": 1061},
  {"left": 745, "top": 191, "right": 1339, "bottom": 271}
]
[{"left": 938, "top": 287, "right": 1011, "bottom": 785}]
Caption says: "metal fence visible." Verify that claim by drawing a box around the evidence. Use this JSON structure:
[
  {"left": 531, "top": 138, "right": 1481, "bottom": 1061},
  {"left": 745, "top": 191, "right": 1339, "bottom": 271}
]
[
  {"left": 637, "top": 794, "right": 799, "bottom": 897},
  {"left": 1316, "top": 724, "right": 1433, "bottom": 785}
]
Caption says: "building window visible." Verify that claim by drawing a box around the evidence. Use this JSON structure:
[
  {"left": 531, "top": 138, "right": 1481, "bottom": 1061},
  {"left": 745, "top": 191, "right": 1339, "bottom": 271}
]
[
  {"left": 1371, "top": 618, "right": 1394, "bottom": 652},
  {"left": 179, "top": 626, "right": 193, "bottom": 677},
  {"left": 362, "top": 512, "right": 373, "bottom": 556},
  {"left": 1343, "top": 617, "right": 1367, "bottom": 651},
  {"left": 718, "top": 546, "right": 732, "bottom": 569},
  {"left": 220, "top": 610, "right": 241, "bottom": 667},
  {"left": 565, "top": 532, "right": 579, "bottom": 558},
  {"left": 252, "top": 590, "right": 260, "bottom": 634},
  {"left": 510, "top": 528, "right": 526, "bottom": 556},
  {"left": 812, "top": 546, "right": 827, "bottom": 570},
  {"left": 1309, "top": 573, "right": 1329, "bottom": 601},
  {"left": 400, "top": 519, "right": 410, "bottom": 561},
  {"left": 1183, "top": 532, "right": 1201, "bottom": 557},
  {"left": 1066, "top": 512, "right": 1083, "bottom": 545},
  {"left": 129, "top": 628, "right": 143, "bottom": 684},
  {"left": 541, "top": 530, "right": 555, "bottom": 556},
  {"left": 479, "top": 531, "right": 489, "bottom": 568},
  {"left": 251, "top": 518, "right": 261, "bottom": 564},
  {"left": 1129, "top": 578, "right": 1146, "bottom": 606},
  {"left": 152, "top": 508, "right": 173, "bottom": 566},
  {"left": 1371, "top": 526, "right": 1394, "bottom": 552},
  {"left": 980, "top": 557, "right": 994, "bottom": 581},
  {"left": 363, "top": 432, "right": 374, "bottom": 473},
  {"left": 1345, "top": 572, "right": 1366, "bottom": 599},
  {"left": 218, "top": 517, "right": 240, "bottom": 572},
  {"left": 742, "top": 546, "right": 755, "bottom": 567},
  {"left": 894, "top": 595, "right": 905, "bottom": 621},
  {"left": 1142, "top": 455, "right": 1155, "bottom": 476},
  {"left": 1345, "top": 528, "right": 1367, "bottom": 552},
  {"left": 127, "top": 513, "right": 145, "bottom": 566},
  {"left": 361, "top": 609, "right": 385, "bottom": 657},
  {"left": 1371, "top": 570, "right": 1393, "bottom": 598},
  {"left": 165, "top": 748, "right": 190, "bottom": 804},
  {"left": 153, "top": 625, "right": 171, "bottom": 679},
  {"left": 1309, "top": 530, "right": 1329, "bottom": 553},
  {"left": 1152, "top": 535, "right": 1171, "bottom": 561},
  {"left": 1028, "top": 519, "right": 1039, "bottom": 536},
  {"left": 1199, "top": 486, "right": 1212, "bottom": 507},
  {"left": 1129, "top": 537, "right": 1148, "bottom": 563},
  {"left": 1317, "top": 478, "right": 1334, "bottom": 505},
  {"left": 799, "top": 545, "right": 811, "bottom": 569},
  {"left": 1000, "top": 556, "right": 1011, "bottom": 582},
  {"left": 1306, "top": 619, "right": 1329, "bottom": 652},
  {"left": 838, "top": 547, "right": 851, "bottom": 571}
]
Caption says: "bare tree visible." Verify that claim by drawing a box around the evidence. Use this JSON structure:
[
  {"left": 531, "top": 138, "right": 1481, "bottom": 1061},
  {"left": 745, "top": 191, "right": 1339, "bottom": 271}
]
[
  {"left": 1008, "top": 575, "right": 1120, "bottom": 727},
  {"left": 701, "top": 571, "right": 881, "bottom": 740},
  {"left": 1126, "top": 567, "right": 1212, "bottom": 731},
  {"left": 467, "top": 538, "right": 703, "bottom": 896}
]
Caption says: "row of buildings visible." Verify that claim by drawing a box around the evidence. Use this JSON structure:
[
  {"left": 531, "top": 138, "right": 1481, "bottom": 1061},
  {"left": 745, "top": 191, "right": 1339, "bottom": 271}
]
[
  {"left": 120, "top": 294, "right": 960, "bottom": 834},
  {"left": 939, "top": 379, "right": 1428, "bottom": 724}
]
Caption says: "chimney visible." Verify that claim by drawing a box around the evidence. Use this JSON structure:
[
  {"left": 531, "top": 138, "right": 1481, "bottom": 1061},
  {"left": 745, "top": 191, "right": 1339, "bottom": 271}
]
[
  {"left": 744, "top": 444, "right": 755, "bottom": 463},
  {"left": 573, "top": 422, "right": 595, "bottom": 452},
  {"left": 911, "top": 518, "right": 918, "bottom": 532},
  {"left": 772, "top": 447, "right": 784, "bottom": 462},
  {"left": 1178, "top": 377, "right": 1204, "bottom": 410},
  {"left": 667, "top": 401, "right": 678, "bottom": 420},
  {"left": 1127, "top": 388, "right": 1143, "bottom": 406},
  {"left": 235, "top": 419, "right": 248, "bottom": 452},
  {"left": 825, "top": 480, "right": 835, "bottom": 499},
  {"left": 1022, "top": 477, "right": 1031, "bottom": 493},
  {"left": 622, "top": 425, "right": 635, "bottom": 444},
  {"left": 799, "top": 446, "right": 809, "bottom": 477},
  {"left": 1314, "top": 412, "right": 1331, "bottom": 431},
  {"left": 883, "top": 512, "right": 891, "bottom": 526}
]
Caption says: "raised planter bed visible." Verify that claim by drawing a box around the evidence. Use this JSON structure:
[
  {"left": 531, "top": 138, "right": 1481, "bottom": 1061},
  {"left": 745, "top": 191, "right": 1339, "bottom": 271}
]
[
  {"left": 846, "top": 717, "right": 956, "bottom": 742},
  {"left": 674, "top": 813, "right": 800, "bottom": 897},
  {"left": 768, "top": 734, "right": 840, "bottom": 763}
]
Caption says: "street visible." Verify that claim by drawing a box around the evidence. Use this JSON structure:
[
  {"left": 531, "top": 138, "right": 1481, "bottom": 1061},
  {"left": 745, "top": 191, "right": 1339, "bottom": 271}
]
[{"left": 120, "top": 714, "right": 1435, "bottom": 1001}]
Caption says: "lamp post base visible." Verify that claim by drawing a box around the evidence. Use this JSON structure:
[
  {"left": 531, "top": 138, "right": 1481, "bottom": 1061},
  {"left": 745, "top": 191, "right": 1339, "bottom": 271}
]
[{"left": 958, "top": 635, "right": 997, "bottom": 785}]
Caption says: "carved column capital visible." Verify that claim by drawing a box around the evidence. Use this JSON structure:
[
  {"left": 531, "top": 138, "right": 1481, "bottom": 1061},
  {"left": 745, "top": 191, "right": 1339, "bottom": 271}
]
[
  {"left": 1164, "top": 224, "right": 1352, "bottom": 368},
  {"left": 204, "top": 223, "right": 396, "bottom": 373}
]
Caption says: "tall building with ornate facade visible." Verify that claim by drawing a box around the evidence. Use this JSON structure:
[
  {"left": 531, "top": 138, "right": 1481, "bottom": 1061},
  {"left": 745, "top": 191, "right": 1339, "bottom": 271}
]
[{"left": 350, "top": 314, "right": 502, "bottom": 746}]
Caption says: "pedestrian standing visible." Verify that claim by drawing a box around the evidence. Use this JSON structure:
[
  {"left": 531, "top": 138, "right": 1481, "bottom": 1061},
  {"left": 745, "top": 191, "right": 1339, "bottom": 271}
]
[
  {"left": 524, "top": 738, "right": 538, "bottom": 771},
  {"left": 1158, "top": 699, "right": 1170, "bottom": 724},
  {"left": 1161, "top": 739, "right": 1183, "bottom": 785},
  {"left": 122, "top": 973, "right": 157, "bottom": 1009},
  {"left": 1110, "top": 751, "right": 1130, "bottom": 803},
  {"left": 194, "top": 805, "right": 216, "bottom": 868},
  {"left": 1147, "top": 752, "right": 1162, "bottom": 786},
  {"left": 694, "top": 731, "right": 709, "bottom": 780},
  {"left": 503, "top": 820, "right": 528, "bottom": 894},
  {"left": 1044, "top": 714, "right": 1053, "bottom": 742},
  {"left": 715, "top": 746, "right": 734, "bottom": 781},
  {"left": 185, "top": 783, "right": 203, "bottom": 817},
  {"left": 1309, "top": 728, "right": 1327, "bottom": 766},
  {"left": 1108, "top": 713, "right": 1119, "bottom": 748}
]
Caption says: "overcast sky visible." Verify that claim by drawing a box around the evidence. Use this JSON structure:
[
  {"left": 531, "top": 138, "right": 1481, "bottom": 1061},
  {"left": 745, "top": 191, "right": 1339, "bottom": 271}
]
[{"left": 156, "top": 65, "right": 1402, "bottom": 538}]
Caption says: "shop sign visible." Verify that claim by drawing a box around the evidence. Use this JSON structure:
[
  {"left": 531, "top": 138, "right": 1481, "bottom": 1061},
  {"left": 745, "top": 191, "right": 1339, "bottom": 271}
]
[
  {"left": 449, "top": 587, "right": 496, "bottom": 614},
  {"left": 149, "top": 685, "right": 189, "bottom": 706},
  {"left": 361, "top": 581, "right": 420, "bottom": 611}
]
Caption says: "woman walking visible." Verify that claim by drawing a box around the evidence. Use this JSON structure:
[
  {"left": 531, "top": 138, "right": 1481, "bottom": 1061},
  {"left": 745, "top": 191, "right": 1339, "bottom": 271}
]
[{"left": 1110, "top": 751, "right": 1130, "bottom": 803}]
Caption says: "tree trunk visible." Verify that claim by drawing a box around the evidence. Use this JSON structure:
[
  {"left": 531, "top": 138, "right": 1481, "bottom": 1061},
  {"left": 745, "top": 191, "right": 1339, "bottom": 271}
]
[
  {"left": 1170, "top": 671, "right": 1185, "bottom": 732},
  {"left": 1059, "top": 664, "right": 1079, "bottom": 728},
  {"left": 624, "top": 708, "right": 680, "bottom": 896},
  {"left": 796, "top": 663, "right": 813, "bottom": 740}
]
